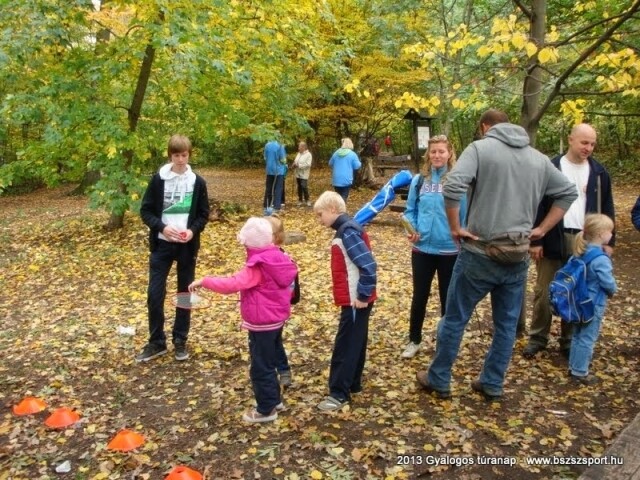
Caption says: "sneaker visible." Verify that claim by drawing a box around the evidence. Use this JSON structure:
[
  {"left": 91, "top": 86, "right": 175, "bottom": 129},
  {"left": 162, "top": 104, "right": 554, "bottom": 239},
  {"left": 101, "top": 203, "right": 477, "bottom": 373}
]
[
  {"left": 296, "top": 201, "right": 303, "bottom": 206},
  {"left": 569, "top": 373, "right": 598, "bottom": 385},
  {"left": 135, "top": 343, "right": 168, "bottom": 363},
  {"left": 255, "top": 402, "right": 286, "bottom": 411},
  {"left": 317, "top": 396, "right": 348, "bottom": 411},
  {"left": 174, "top": 343, "right": 189, "bottom": 361},
  {"left": 306, "top": 201, "right": 312, "bottom": 207},
  {"left": 471, "top": 380, "right": 502, "bottom": 402},
  {"left": 523, "top": 343, "right": 546, "bottom": 359},
  {"left": 242, "top": 408, "right": 278, "bottom": 423},
  {"left": 279, "top": 370, "right": 292, "bottom": 387},
  {"left": 401, "top": 342, "right": 421, "bottom": 359},
  {"left": 415, "top": 371, "right": 451, "bottom": 399}
]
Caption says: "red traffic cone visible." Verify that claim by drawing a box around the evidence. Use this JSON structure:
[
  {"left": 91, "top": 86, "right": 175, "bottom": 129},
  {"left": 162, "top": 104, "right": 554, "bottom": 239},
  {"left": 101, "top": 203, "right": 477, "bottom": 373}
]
[
  {"left": 165, "top": 466, "right": 203, "bottom": 480},
  {"left": 107, "top": 429, "right": 145, "bottom": 452},
  {"left": 45, "top": 407, "right": 80, "bottom": 428},
  {"left": 13, "top": 397, "right": 47, "bottom": 416}
]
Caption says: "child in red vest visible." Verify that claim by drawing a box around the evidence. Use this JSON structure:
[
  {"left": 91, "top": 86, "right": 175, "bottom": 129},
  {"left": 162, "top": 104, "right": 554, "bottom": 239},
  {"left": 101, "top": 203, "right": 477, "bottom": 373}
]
[{"left": 313, "top": 191, "right": 377, "bottom": 411}]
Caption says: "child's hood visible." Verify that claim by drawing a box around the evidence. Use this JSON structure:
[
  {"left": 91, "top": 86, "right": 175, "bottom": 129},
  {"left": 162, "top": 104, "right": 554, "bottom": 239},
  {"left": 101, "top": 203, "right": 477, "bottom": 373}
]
[
  {"left": 336, "top": 148, "right": 352, "bottom": 157},
  {"left": 159, "top": 163, "right": 195, "bottom": 181},
  {"left": 158, "top": 163, "right": 196, "bottom": 202},
  {"left": 246, "top": 246, "right": 297, "bottom": 288}
]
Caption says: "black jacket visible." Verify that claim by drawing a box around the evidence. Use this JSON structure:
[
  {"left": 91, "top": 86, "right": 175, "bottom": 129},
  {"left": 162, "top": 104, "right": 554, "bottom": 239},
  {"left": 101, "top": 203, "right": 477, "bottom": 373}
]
[
  {"left": 532, "top": 154, "right": 615, "bottom": 259},
  {"left": 140, "top": 172, "right": 209, "bottom": 254}
]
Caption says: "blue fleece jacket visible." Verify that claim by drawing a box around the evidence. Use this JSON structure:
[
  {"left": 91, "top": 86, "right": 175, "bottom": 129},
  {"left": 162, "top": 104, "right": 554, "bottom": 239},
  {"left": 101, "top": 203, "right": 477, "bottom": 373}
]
[
  {"left": 582, "top": 244, "right": 617, "bottom": 308},
  {"left": 264, "top": 141, "right": 286, "bottom": 176},
  {"left": 329, "top": 148, "right": 361, "bottom": 187},
  {"left": 404, "top": 168, "right": 467, "bottom": 255}
]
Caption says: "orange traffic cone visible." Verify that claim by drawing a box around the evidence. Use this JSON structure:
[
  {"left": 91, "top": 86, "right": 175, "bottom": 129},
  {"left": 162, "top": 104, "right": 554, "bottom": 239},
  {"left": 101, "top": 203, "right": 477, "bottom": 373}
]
[
  {"left": 45, "top": 407, "right": 81, "bottom": 429},
  {"left": 13, "top": 397, "right": 47, "bottom": 415},
  {"left": 106, "top": 429, "right": 145, "bottom": 452},
  {"left": 165, "top": 466, "right": 203, "bottom": 480}
]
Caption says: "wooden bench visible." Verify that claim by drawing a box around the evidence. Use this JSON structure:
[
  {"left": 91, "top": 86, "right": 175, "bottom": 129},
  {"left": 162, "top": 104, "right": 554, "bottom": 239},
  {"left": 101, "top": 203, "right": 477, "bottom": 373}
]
[{"left": 373, "top": 154, "right": 414, "bottom": 176}]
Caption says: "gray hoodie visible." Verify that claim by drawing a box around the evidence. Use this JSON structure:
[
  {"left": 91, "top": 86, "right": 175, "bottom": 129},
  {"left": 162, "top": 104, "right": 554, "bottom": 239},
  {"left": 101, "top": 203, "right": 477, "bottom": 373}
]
[{"left": 443, "top": 123, "right": 577, "bottom": 245}]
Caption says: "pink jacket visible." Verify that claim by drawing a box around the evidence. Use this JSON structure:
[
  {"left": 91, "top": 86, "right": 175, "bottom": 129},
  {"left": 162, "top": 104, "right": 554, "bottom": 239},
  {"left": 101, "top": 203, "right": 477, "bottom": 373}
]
[{"left": 201, "top": 246, "right": 298, "bottom": 332}]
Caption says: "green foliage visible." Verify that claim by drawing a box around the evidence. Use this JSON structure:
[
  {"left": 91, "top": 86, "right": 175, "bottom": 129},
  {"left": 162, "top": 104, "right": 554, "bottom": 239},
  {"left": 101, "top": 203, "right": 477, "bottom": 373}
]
[{"left": 0, "top": 0, "right": 638, "bottom": 213}]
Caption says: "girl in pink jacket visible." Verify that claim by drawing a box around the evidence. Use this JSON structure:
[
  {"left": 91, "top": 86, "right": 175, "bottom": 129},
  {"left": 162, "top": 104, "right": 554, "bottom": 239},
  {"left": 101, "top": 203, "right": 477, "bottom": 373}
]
[{"left": 189, "top": 217, "right": 298, "bottom": 423}]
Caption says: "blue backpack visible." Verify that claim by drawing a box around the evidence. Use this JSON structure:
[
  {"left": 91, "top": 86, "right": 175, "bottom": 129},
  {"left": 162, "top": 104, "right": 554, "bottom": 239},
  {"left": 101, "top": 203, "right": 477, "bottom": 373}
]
[{"left": 549, "top": 249, "right": 605, "bottom": 323}]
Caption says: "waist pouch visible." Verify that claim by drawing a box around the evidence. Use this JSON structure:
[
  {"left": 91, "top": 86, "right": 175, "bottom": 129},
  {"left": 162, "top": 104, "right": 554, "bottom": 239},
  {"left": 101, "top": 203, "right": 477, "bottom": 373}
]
[{"left": 483, "top": 232, "right": 530, "bottom": 264}]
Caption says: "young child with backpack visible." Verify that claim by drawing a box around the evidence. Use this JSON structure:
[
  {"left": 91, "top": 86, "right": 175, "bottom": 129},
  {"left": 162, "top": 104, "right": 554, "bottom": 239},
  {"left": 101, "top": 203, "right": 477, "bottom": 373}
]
[
  {"left": 188, "top": 217, "right": 298, "bottom": 423},
  {"left": 565, "top": 214, "right": 617, "bottom": 385},
  {"left": 265, "top": 215, "right": 300, "bottom": 387}
]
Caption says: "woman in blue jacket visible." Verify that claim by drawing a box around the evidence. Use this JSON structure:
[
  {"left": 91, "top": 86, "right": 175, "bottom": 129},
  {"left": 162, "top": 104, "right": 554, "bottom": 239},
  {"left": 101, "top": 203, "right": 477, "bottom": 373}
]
[
  {"left": 401, "top": 135, "right": 467, "bottom": 358},
  {"left": 329, "top": 137, "right": 361, "bottom": 202}
]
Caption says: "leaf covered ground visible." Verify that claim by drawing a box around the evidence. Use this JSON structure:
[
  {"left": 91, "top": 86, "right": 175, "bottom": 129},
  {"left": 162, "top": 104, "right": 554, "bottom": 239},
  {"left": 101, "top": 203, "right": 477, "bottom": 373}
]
[{"left": 1, "top": 167, "right": 639, "bottom": 480}]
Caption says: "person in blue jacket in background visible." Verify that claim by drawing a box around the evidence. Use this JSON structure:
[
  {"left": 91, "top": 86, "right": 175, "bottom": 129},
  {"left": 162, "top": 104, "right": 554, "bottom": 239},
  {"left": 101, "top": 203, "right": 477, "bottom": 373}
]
[
  {"left": 400, "top": 135, "right": 467, "bottom": 359},
  {"left": 329, "top": 137, "right": 361, "bottom": 202},
  {"left": 264, "top": 139, "right": 287, "bottom": 214},
  {"left": 632, "top": 195, "right": 640, "bottom": 231}
]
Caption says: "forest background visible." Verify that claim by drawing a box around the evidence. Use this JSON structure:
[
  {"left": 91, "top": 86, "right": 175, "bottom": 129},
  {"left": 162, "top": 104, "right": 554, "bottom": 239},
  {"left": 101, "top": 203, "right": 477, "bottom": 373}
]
[
  {"left": 1, "top": 1, "right": 640, "bottom": 479},
  {"left": 1, "top": 0, "right": 639, "bottom": 227}
]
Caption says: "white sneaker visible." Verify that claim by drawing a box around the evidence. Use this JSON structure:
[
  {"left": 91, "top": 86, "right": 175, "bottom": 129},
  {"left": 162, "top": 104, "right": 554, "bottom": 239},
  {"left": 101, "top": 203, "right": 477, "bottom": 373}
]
[{"left": 401, "top": 342, "right": 421, "bottom": 358}]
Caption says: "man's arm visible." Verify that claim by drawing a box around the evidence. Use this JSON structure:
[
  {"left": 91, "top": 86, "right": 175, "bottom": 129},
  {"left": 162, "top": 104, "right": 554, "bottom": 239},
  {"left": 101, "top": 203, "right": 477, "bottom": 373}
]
[
  {"left": 599, "top": 169, "right": 616, "bottom": 247},
  {"left": 529, "top": 205, "right": 567, "bottom": 241},
  {"left": 342, "top": 229, "right": 376, "bottom": 305},
  {"left": 446, "top": 206, "right": 478, "bottom": 244}
]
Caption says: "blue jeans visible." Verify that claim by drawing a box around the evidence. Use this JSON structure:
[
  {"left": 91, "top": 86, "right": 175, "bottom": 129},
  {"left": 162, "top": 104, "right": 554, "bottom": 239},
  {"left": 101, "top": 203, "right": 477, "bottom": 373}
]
[
  {"left": 568, "top": 306, "right": 604, "bottom": 377},
  {"left": 264, "top": 175, "right": 284, "bottom": 211},
  {"left": 426, "top": 249, "right": 529, "bottom": 396}
]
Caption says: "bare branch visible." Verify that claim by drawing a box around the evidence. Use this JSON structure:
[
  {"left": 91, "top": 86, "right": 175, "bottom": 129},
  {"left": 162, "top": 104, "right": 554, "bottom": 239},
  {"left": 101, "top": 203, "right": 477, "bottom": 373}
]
[
  {"left": 583, "top": 111, "right": 640, "bottom": 118},
  {"left": 551, "top": 11, "right": 629, "bottom": 48},
  {"left": 512, "top": 0, "right": 532, "bottom": 19}
]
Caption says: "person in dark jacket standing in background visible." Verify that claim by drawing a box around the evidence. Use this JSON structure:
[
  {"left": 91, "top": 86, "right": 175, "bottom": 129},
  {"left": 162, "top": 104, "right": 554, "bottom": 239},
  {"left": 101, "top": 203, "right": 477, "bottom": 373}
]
[
  {"left": 136, "top": 135, "right": 209, "bottom": 363},
  {"left": 523, "top": 124, "right": 615, "bottom": 359}
]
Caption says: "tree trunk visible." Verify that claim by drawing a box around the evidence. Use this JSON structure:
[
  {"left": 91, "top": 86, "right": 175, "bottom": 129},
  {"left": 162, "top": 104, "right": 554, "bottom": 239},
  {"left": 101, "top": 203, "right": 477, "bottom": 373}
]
[
  {"left": 106, "top": 41, "right": 156, "bottom": 229},
  {"left": 520, "top": 0, "right": 546, "bottom": 146},
  {"left": 70, "top": 170, "right": 101, "bottom": 196}
]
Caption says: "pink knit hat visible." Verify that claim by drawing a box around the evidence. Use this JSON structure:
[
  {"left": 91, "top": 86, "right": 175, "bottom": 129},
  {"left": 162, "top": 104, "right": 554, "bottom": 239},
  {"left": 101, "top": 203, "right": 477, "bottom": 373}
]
[{"left": 237, "top": 217, "right": 274, "bottom": 248}]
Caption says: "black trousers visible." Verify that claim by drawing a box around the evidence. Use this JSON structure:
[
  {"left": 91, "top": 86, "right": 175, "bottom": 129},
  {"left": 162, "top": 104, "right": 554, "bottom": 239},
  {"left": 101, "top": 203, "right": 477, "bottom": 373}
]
[
  {"left": 248, "top": 329, "right": 281, "bottom": 414},
  {"left": 147, "top": 240, "right": 195, "bottom": 347},
  {"left": 408, "top": 251, "right": 457, "bottom": 344},
  {"left": 328, "top": 304, "right": 373, "bottom": 402},
  {"left": 296, "top": 178, "right": 309, "bottom": 201}
]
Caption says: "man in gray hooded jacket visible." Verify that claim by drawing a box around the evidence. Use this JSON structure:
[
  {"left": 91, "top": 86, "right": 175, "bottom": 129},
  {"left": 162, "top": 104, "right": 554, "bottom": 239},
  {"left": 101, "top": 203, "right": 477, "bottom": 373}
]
[{"left": 416, "top": 109, "right": 577, "bottom": 400}]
